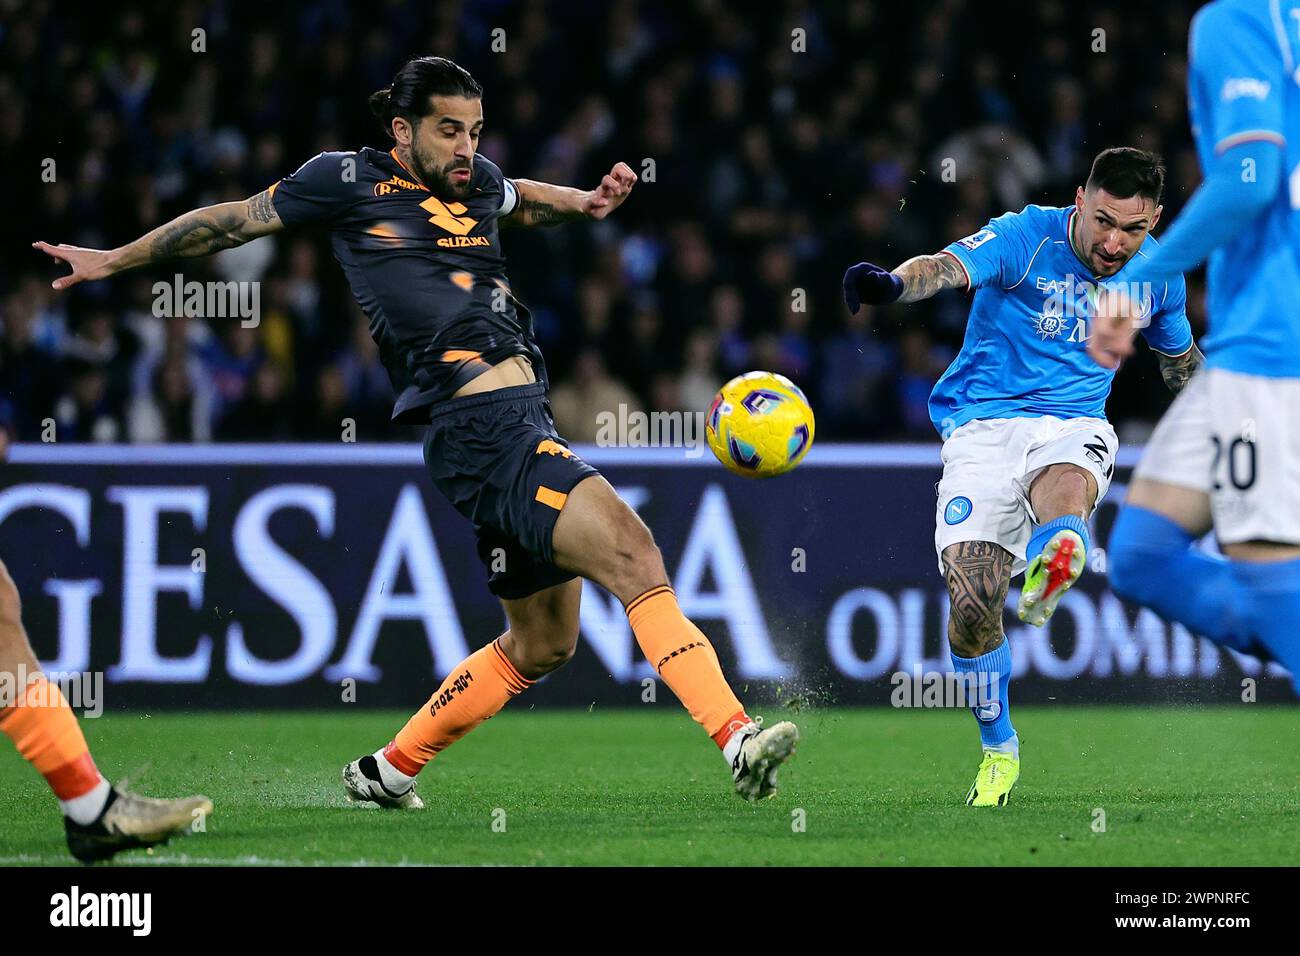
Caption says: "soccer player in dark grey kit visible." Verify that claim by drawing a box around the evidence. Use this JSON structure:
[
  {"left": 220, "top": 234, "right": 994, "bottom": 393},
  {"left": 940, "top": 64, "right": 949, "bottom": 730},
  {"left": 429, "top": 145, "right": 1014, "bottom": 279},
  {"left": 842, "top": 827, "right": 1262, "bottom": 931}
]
[{"left": 34, "top": 57, "right": 797, "bottom": 805}]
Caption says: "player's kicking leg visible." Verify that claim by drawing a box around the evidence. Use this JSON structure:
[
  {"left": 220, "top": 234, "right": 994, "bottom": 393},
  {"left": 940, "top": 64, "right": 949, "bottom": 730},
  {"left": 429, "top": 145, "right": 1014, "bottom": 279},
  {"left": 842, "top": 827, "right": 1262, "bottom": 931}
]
[
  {"left": 938, "top": 420, "right": 1114, "bottom": 804},
  {"left": 1017, "top": 463, "right": 1097, "bottom": 626},
  {"left": 0, "top": 560, "right": 212, "bottom": 863},
  {"left": 549, "top": 475, "right": 798, "bottom": 801},
  {"left": 345, "top": 477, "right": 796, "bottom": 805},
  {"left": 344, "top": 383, "right": 794, "bottom": 806},
  {"left": 344, "top": 577, "right": 581, "bottom": 808}
]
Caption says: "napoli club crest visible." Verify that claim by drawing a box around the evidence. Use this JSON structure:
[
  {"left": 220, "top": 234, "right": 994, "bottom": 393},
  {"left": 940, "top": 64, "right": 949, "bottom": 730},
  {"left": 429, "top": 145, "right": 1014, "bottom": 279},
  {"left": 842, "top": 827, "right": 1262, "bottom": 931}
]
[
  {"left": 974, "top": 700, "right": 1002, "bottom": 723},
  {"left": 944, "top": 496, "right": 973, "bottom": 525}
]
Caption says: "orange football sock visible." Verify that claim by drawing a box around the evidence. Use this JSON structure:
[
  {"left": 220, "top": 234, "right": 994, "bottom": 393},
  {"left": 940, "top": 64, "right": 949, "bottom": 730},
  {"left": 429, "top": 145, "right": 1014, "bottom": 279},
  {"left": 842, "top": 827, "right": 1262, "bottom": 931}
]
[
  {"left": 625, "top": 585, "right": 750, "bottom": 747},
  {"left": 388, "top": 637, "right": 534, "bottom": 774},
  {"left": 0, "top": 676, "right": 103, "bottom": 800}
]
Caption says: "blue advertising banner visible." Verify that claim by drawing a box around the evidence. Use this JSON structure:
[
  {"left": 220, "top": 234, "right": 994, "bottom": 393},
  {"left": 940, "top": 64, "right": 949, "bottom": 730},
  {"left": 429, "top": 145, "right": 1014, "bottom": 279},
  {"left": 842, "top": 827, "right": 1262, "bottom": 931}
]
[{"left": 0, "top": 443, "right": 1291, "bottom": 708}]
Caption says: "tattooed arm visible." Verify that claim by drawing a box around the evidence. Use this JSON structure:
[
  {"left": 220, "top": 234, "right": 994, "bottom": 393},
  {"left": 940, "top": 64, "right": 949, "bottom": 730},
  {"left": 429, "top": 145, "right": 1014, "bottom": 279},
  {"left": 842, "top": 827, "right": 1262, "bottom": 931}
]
[
  {"left": 893, "top": 252, "right": 969, "bottom": 303},
  {"left": 504, "top": 181, "right": 590, "bottom": 227},
  {"left": 33, "top": 189, "right": 284, "bottom": 290},
  {"left": 1156, "top": 343, "right": 1203, "bottom": 395},
  {"left": 503, "top": 162, "right": 637, "bottom": 229}
]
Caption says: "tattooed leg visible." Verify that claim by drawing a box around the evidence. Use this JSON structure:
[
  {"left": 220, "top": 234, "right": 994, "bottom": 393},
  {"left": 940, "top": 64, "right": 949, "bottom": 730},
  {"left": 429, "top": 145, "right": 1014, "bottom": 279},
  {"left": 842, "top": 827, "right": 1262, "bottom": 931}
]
[
  {"left": 943, "top": 539, "right": 1022, "bottom": 800},
  {"left": 942, "top": 540, "right": 1014, "bottom": 657}
]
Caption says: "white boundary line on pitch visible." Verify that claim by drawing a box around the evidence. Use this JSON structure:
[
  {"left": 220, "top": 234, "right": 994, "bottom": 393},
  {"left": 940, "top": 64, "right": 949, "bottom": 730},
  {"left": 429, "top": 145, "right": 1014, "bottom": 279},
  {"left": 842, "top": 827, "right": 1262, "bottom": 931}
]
[{"left": 5, "top": 442, "right": 1145, "bottom": 468}]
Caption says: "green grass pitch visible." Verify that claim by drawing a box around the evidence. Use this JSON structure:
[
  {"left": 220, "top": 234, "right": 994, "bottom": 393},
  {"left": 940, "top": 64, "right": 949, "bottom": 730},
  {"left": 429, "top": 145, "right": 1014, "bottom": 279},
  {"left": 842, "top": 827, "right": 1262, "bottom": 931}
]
[{"left": 2, "top": 706, "right": 1298, "bottom": 866}]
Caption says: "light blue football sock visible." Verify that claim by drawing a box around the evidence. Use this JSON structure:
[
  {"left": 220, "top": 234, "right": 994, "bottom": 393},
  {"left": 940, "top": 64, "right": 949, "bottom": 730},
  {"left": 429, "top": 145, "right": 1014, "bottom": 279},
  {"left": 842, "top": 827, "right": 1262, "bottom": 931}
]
[
  {"left": 1230, "top": 557, "right": 1300, "bottom": 695},
  {"left": 1110, "top": 505, "right": 1300, "bottom": 694},
  {"left": 1027, "top": 513, "right": 1090, "bottom": 565},
  {"left": 951, "top": 639, "right": 1017, "bottom": 751},
  {"left": 1108, "top": 505, "right": 1250, "bottom": 649}
]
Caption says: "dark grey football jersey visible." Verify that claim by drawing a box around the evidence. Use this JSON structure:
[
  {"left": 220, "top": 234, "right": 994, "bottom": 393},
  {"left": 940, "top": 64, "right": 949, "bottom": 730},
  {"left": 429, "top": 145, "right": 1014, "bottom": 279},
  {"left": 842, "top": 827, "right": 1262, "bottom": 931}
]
[{"left": 271, "top": 147, "right": 545, "bottom": 422}]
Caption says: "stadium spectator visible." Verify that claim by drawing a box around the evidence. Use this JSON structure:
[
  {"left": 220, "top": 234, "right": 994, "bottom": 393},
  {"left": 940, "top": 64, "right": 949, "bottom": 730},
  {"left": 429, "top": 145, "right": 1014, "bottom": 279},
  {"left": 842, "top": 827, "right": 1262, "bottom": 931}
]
[
  {"left": 3, "top": 0, "right": 1205, "bottom": 444},
  {"left": 549, "top": 348, "right": 643, "bottom": 443}
]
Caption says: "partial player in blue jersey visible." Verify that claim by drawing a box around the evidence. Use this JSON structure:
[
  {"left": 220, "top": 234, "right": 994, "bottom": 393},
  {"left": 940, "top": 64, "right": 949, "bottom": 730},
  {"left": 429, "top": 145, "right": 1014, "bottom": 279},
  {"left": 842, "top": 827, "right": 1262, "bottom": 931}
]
[
  {"left": 843, "top": 148, "right": 1201, "bottom": 806},
  {"left": 1093, "top": 0, "right": 1300, "bottom": 693}
]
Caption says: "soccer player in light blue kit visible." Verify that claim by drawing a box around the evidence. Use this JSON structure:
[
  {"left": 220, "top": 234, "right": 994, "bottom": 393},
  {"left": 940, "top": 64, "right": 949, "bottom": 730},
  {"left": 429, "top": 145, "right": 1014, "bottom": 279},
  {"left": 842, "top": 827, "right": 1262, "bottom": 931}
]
[
  {"left": 1095, "top": 0, "right": 1300, "bottom": 694},
  {"left": 843, "top": 148, "right": 1201, "bottom": 806}
]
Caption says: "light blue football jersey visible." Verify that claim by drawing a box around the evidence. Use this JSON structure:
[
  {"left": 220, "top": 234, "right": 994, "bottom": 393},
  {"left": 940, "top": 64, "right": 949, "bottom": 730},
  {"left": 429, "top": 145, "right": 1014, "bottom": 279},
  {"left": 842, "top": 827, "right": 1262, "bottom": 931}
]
[
  {"left": 929, "top": 205, "right": 1194, "bottom": 436},
  {"left": 1188, "top": 0, "right": 1300, "bottom": 377}
]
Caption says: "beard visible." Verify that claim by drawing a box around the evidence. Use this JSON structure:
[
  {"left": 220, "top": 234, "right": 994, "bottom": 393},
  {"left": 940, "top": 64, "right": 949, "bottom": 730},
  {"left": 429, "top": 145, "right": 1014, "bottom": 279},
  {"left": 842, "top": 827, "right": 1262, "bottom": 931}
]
[
  {"left": 411, "top": 145, "right": 473, "bottom": 200},
  {"left": 1092, "top": 248, "right": 1128, "bottom": 275}
]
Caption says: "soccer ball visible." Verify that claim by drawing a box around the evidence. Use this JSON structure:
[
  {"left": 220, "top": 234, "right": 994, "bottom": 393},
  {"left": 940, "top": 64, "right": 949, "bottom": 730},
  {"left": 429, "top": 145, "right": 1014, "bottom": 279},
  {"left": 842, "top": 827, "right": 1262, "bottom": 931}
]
[{"left": 705, "top": 371, "right": 815, "bottom": 477}]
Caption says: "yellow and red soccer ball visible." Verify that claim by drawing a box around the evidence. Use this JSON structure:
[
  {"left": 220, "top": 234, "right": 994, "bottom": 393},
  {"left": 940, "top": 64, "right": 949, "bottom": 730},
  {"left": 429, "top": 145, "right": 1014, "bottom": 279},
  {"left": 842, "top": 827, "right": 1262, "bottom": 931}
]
[{"left": 705, "top": 371, "right": 815, "bottom": 477}]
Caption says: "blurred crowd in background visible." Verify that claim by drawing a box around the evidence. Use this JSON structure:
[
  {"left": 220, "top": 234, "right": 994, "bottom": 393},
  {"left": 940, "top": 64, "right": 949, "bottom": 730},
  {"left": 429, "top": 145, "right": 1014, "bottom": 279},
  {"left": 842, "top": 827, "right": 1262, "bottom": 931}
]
[{"left": 2, "top": 0, "right": 1205, "bottom": 445}]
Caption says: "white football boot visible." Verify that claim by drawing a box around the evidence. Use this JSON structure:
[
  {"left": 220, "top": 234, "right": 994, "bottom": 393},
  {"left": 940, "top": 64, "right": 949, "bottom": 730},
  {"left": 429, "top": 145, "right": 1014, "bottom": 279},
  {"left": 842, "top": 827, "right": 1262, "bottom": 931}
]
[
  {"left": 342, "top": 755, "right": 424, "bottom": 809},
  {"left": 64, "top": 787, "right": 213, "bottom": 863},
  {"left": 731, "top": 720, "right": 800, "bottom": 801}
]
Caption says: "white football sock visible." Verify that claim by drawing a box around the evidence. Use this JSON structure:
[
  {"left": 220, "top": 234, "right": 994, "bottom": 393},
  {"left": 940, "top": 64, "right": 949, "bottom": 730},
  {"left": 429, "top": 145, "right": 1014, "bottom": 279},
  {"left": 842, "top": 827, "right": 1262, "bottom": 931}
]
[
  {"left": 373, "top": 749, "right": 415, "bottom": 792},
  {"left": 722, "top": 722, "right": 759, "bottom": 768},
  {"left": 60, "top": 777, "right": 111, "bottom": 825},
  {"left": 987, "top": 733, "right": 1020, "bottom": 759}
]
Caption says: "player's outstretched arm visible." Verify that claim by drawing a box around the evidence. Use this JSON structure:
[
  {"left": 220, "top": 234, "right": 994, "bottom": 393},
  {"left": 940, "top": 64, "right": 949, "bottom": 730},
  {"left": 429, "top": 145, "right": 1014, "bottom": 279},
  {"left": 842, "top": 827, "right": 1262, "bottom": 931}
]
[
  {"left": 505, "top": 162, "right": 637, "bottom": 228},
  {"left": 893, "top": 253, "right": 968, "bottom": 303},
  {"left": 842, "top": 252, "right": 967, "bottom": 314},
  {"left": 32, "top": 189, "right": 284, "bottom": 290}
]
